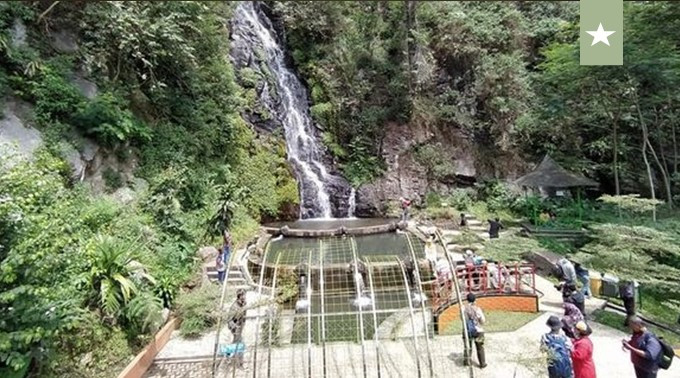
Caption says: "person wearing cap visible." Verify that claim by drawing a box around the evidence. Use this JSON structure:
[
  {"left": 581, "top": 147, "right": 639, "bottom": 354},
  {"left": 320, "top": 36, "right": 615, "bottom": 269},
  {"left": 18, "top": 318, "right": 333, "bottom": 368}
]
[
  {"left": 541, "top": 315, "right": 574, "bottom": 378},
  {"left": 622, "top": 316, "right": 662, "bottom": 378},
  {"left": 463, "top": 293, "right": 487, "bottom": 368},
  {"left": 571, "top": 321, "right": 596, "bottom": 378}
]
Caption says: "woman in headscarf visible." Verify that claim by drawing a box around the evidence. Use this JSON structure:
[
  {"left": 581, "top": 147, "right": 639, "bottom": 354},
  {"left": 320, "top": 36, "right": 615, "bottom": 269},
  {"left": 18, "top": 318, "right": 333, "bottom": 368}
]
[{"left": 562, "top": 302, "right": 584, "bottom": 339}]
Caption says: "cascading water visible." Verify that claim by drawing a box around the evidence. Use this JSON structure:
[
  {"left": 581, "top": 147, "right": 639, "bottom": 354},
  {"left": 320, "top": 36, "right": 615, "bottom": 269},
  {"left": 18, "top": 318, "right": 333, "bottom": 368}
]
[
  {"left": 347, "top": 188, "right": 356, "bottom": 218},
  {"left": 230, "top": 2, "right": 353, "bottom": 219}
]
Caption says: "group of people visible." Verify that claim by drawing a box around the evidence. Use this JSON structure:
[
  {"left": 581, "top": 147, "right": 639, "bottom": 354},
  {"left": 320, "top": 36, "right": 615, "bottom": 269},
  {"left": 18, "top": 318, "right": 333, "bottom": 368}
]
[{"left": 544, "top": 258, "right": 668, "bottom": 378}]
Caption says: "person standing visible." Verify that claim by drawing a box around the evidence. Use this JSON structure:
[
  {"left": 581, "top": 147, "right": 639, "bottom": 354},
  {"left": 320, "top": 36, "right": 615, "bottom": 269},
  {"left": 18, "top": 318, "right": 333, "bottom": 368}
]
[
  {"left": 222, "top": 229, "right": 232, "bottom": 268},
  {"left": 400, "top": 197, "right": 411, "bottom": 222},
  {"left": 620, "top": 280, "right": 638, "bottom": 326},
  {"left": 487, "top": 217, "right": 503, "bottom": 239},
  {"left": 622, "top": 316, "right": 662, "bottom": 378},
  {"left": 561, "top": 302, "right": 584, "bottom": 339},
  {"left": 541, "top": 315, "right": 574, "bottom": 378},
  {"left": 460, "top": 213, "right": 468, "bottom": 228},
  {"left": 216, "top": 252, "right": 226, "bottom": 283},
  {"left": 565, "top": 284, "right": 586, "bottom": 317},
  {"left": 228, "top": 289, "right": 247, "bottom": 368},
  {"left": 574, "top": 263, "right": 591, "bottom": 298},
  {"left": 571, "top": 321, "right": 597, "bottom": 378},
  {"left": 463, "top": 293, "right": 487, "bottom": 368}
]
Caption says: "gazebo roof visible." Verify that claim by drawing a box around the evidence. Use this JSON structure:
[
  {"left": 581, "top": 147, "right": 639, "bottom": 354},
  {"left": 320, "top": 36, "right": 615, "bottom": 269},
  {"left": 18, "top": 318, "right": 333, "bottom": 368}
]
[{"left": 515, "top": 155, "right": 598, "bottom": 188}]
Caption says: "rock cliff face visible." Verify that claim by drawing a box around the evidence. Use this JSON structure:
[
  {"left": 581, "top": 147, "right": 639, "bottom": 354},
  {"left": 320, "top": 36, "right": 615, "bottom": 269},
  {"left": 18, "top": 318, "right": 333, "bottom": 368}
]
[{"left": 354, "top": 122, "right": 525, "bottom": 217}]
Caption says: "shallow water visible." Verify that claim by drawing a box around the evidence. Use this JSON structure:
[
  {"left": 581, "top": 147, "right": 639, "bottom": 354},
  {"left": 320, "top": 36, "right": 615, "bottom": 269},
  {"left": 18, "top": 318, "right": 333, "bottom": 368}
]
[{"left": 265, "top": 218, "right": 396, "bottom": 230}]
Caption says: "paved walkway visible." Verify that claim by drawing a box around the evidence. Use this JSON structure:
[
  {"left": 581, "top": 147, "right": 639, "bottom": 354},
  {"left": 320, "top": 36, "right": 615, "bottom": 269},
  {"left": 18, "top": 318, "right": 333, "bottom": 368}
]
[{"left": 146, "top": 219, "right": 680, "bottom": 377}]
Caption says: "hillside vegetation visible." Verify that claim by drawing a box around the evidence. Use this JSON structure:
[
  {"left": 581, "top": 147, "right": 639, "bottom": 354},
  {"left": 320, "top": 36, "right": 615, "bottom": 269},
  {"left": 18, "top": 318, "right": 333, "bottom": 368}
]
[{"left": 2, "top": 1, "right": 680, "bottom": 377}]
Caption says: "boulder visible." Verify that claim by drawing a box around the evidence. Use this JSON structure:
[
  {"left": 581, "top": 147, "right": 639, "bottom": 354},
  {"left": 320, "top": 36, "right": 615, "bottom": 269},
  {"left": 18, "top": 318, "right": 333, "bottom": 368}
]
[
  {"left": 198, "top": 246, "right": 219, "bottom": 262},
  {"left": 112, "top": 187, "right": 136, "bottom": 204},
  {"left": 71, "top": 75, "right": 98, "bottom": 100},
  {"left": 0, "top": 100, "right": 43, "bottom": 166},
  {"left": 59, "top": 142, "right": 87, "bottom": 180}
]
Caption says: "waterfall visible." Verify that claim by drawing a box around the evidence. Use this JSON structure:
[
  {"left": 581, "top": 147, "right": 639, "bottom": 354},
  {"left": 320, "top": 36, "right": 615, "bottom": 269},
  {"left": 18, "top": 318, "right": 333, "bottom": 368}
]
[
  {"left": 347, "top": 188, "right": 356, "bottom": 218},
  {"left": 232, "top": 2, "right": 348, "bottom": 219}
]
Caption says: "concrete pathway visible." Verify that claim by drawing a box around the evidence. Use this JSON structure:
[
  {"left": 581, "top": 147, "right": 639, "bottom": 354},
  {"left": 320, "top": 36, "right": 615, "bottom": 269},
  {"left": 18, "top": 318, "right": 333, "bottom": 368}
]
[{"left": 147, "top": 220, "right": 680, "bottom": 377}]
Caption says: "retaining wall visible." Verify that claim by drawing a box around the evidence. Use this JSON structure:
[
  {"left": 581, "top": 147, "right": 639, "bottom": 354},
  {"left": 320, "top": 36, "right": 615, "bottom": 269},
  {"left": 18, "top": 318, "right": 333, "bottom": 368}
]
[
  {"left": 434, "top": 294, "right": 539, "bottom": 334},
  {"left": 117, "top": 318, "right": 179, "bottom": 378}
]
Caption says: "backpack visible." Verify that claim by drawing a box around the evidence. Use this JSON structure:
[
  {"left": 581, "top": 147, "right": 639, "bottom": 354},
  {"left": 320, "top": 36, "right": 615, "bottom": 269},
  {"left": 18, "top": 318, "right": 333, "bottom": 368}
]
[
  {"left": 466, "top": 317, "right": 479, "bottom": 338},
  {"left": 543, "top": 333, "right": 572, "bottom": 376},
  {"left": 656, "top": 335, "right": 675, "bottom": 370}
]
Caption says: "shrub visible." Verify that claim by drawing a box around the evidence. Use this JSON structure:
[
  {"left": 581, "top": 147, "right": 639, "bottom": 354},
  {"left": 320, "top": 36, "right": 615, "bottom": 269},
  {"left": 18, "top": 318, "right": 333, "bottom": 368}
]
[
  {"left": 102, "top": 167, "right": 124, "bottom": 191},
  {"left": 447, "top": 188, "right": 475, "bottom": 211},
  {"left": 175, "top": 284, "right": 221, "bottom": 338},
  {"left": 73, "top": 92, "right": 151, "bottom": 146}
]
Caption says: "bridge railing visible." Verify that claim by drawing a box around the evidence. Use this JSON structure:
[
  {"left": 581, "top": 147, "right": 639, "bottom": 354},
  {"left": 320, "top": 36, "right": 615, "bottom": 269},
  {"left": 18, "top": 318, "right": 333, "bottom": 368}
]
[{"left": 431, "top": 262, "right": 536, "bottom": 310}]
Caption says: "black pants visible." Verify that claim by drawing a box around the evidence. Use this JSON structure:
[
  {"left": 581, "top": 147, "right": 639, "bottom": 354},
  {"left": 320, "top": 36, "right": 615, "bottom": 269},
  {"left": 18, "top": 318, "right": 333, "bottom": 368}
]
[
  {"left": 623, "top": 297, "right": 636, "bottom": 315},
  {"left": 634, "top": 367, "right": 657, "bottom": 378},
  {"left": 463, "top": 334, "right": 486, "bottom": 367}
]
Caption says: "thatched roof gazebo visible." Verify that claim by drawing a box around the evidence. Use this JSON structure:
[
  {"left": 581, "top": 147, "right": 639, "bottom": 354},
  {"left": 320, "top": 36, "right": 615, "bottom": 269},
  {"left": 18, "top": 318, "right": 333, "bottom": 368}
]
[
  {"left": 515, "top": 155, "right": 598, "bottom": 192},
  {"left": 516, "top": 155, "right": 598, "bottom": 225}
]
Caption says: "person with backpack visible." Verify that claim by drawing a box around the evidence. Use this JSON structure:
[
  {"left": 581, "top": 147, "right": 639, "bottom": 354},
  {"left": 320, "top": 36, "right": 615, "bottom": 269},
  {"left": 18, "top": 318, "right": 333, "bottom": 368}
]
[
  {"left": 463, "top": 293, "right": 487, "bottom": 368},
  {"left": 571, "top": 321, "right": 596, "bottom": 378},
  {"left": 623, "top": 316, "right": 663, "bottom": 378},
  {"left": 564, "top": 284, "right": 586, "bottom": 317},
  {"left": 542, "top": 315, "right": 574, "bottom": 378}
]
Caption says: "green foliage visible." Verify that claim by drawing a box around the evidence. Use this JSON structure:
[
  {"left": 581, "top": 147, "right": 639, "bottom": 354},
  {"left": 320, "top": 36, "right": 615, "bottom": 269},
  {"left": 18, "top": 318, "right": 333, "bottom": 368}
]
[
  {"left": 83, "top": 235, "right": 156, "bottom": 318},
  {"left": 175, "top": 284, "right": 221, "bottom": 338},
  {"left": 598, "top": 194, "right": 663, "bottom": 215},
  {"left": 414, "top": 143, "right": 455, "bottom": 183},
  {"left": 102, "top": 167, "right": 124, "bottom": 191},
  {"left": 73, "top": 92, "right": 151, "bottom": 145},
  {"left": 447, "top": 189, "right": 475, "bottom": 211},
  {"left": 483, "top": 236, "right": 542, "bottom": 262},
  {"left": 342, "top": 137, "right": 384, "bottom": 187},
  {"left": 572, "top": 223, "right": 680, "bottom": 292}
]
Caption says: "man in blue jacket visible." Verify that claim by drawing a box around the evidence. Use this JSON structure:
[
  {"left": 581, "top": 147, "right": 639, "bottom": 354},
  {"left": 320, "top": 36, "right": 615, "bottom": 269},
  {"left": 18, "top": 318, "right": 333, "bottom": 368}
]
[{"left": 622, "top": 316, "right": 662, "bottom": 378}]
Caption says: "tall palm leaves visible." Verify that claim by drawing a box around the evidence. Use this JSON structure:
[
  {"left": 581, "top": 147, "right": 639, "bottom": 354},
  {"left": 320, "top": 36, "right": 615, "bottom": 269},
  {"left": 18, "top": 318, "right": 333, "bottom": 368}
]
[{"left": 86, "top": 235, "right": 155, "bottom": 318}]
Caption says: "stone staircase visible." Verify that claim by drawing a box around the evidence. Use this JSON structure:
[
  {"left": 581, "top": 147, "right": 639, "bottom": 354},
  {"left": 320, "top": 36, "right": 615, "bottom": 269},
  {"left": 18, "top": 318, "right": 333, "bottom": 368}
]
[{"left": 206, "top": 264, "right": 250, "bottom": 290}]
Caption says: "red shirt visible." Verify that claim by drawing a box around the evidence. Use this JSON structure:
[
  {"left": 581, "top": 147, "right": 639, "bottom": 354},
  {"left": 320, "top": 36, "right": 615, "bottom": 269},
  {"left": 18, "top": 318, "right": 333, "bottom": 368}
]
[{"left": 571, "top": 336, "right": 596, "bottom": 378}]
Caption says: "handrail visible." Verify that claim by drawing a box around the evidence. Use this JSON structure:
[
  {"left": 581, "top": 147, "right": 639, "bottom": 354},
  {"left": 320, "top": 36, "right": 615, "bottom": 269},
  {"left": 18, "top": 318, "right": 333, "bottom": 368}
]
[
  {"left": 266, "top": 254, "right": 282, "bottom": 378},
  {"left": 305, "top": 249, "right": 313, "bottom": 378},
  {"left": 366, "top": 260, "right": 382, "bottom": 378},
  {"left": 350, "top": 237, "right": 368, "bottom": 378},
  {"left": 434, "top": 229, "right": 474, "bottom": 378},
  {"left": 396, "top": 257, "right": 422, "bottom": 378},
  {"left": 319, "top": 239, "right": 328, "bottom": 378},
  {"left": 404, "top": 233, "right": 434, "bottom": 377}
]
